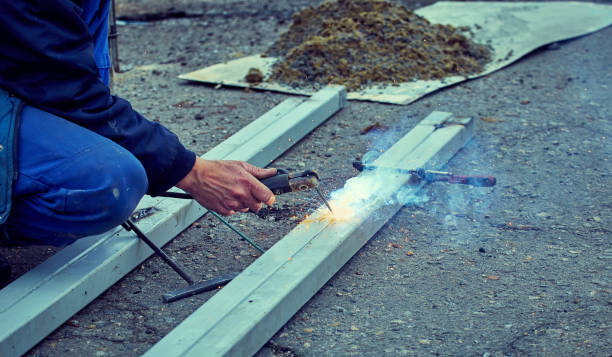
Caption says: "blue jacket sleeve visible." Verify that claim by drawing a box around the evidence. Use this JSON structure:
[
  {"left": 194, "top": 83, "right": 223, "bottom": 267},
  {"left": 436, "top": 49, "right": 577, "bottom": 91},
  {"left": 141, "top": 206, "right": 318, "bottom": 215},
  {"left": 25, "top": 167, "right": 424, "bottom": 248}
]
[{"left": 0, "top": 0, "right": 196, "bottom": 195}]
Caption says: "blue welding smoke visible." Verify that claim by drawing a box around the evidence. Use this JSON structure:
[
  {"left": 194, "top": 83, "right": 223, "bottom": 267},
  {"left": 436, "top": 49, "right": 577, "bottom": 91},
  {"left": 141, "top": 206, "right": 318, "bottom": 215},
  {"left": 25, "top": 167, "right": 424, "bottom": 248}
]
[
  {"left": 356, "top": 115, "right": 431, "bottom": 207},
  {"left": 349, "top": 114, "right": 494, "bottom": 247}
]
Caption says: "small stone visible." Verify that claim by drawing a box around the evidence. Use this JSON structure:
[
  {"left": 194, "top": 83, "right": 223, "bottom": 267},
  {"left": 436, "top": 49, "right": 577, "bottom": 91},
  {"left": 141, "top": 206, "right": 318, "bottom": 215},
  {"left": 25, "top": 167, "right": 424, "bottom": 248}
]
[
  {"left": 304, "top": 342, "right": 311, "bottom": 348},
  {"left": 350, "top": 325, "right": 360, "bottom": 331},
  {"left": 239, "top": 250, "right": 250, "bottom": 256},
  {"left": 303, "top": 328, "right": 314, "bottom": 333},
  {"left": 267, "top": 216, "right": 275, "bottom": 222},
  {"left": 66, "top": 320, "right": 80, "bottom": 327},
  {"left": 108, "top": 334, "right": 126, "bottom": 342},
  {"left": 245, "top": 68, "right": 264, "bottom": 83},
  {"left": 134, "top": 275, "right": 146, "bottom": 282},
  {"left": 206, "top": 254, "right": 216, "bottom": 259},
  {"left": 418, "top": 339, "right": 431, "bottom": 345}
]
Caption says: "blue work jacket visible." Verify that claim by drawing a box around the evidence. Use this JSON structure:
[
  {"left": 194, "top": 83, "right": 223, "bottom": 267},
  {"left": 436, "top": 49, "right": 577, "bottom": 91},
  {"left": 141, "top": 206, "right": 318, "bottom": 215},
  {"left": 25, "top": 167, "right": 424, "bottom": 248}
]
[{"left": 0, "top": 0, "right": 196, "bottom": 212}]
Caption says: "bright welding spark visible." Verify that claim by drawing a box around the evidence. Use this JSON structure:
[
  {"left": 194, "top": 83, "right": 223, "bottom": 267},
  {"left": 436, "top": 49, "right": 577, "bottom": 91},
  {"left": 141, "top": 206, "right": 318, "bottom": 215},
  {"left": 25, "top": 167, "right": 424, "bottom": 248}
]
[
  {"left": 303, "top": 171, "right": 392, "bottom": 225},
  {"left": 302, "top": 197, "right": 357, "bottom": 225}
]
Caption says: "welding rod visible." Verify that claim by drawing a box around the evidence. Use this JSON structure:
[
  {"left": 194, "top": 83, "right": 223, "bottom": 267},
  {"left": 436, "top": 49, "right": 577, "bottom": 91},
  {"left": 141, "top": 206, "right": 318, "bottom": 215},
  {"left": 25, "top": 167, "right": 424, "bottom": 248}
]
[{"left": 156, "top": 191, "right": 265, "bottom": 253}]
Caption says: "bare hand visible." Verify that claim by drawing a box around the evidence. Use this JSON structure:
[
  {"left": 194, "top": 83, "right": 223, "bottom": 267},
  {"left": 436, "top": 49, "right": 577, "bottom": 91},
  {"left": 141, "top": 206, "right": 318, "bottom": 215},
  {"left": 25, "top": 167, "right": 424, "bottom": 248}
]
[{"left": 176, "top": 158, "right": 276, "bottom": 216}]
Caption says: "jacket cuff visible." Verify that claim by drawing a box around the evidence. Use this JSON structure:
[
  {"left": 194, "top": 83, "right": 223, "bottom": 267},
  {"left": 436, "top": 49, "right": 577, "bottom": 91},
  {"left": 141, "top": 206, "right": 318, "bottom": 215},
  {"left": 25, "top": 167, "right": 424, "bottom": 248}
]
[{"left": 148, "top": 146, "right": 196, "bottom": 196}]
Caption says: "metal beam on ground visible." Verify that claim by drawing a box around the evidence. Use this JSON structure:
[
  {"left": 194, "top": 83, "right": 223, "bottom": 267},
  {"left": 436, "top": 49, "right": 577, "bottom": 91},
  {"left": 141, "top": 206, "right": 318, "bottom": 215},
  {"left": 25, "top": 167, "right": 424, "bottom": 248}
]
[
  {"left": 144, "top": 111, "right": 473, "bottom": 357},
  {"left": 0, "top": 85, "right": 347, "bottom": 357}
]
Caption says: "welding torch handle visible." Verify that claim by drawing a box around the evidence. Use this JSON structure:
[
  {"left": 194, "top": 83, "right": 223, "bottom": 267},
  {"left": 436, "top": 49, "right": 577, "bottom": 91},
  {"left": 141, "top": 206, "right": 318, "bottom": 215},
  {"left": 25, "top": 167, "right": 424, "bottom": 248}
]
[
  {"left": 259, "top": 171, "right": 292, "bottom": 195},
  {"left": 155, "top": 177, "right": 290, "bottom": 200},
  {"left": 445, "top": 175, "right": 496, "bottom": 187},
  {"left": 157, "top": 170, "right": 302, "bottom": 198}
]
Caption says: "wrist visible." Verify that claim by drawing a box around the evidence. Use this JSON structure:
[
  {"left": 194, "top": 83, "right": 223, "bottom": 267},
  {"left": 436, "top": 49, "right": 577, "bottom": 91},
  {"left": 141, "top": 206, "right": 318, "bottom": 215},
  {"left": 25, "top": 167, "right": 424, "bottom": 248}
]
[{"left": 176, "top": 157, "right": 203, "bottom": 192}]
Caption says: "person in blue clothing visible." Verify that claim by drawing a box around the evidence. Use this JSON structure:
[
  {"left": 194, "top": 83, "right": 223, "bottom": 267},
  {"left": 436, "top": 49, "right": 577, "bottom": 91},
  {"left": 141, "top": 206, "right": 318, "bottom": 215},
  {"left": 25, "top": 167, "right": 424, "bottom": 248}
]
[{"left": 0, "top": 0, "right": 276, "bottom": 284}]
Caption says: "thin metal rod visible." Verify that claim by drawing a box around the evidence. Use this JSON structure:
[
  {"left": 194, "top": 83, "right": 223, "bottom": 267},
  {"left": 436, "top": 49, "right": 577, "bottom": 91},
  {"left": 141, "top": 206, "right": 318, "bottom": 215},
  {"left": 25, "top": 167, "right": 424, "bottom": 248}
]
[
  {"left": 156, "top": 192, "right": 266, "bottom": 254},
  {"left": 108, "top": 0, "right": 120, "bottom": 73},
  {"left": 122, "top": 220, "right": 195, "bottom": 285},
  {"left": 314, "top": 187, "right": 334, "bottom": 214},
  {"left": 209, "top": 211, "right": 265, "bottom": 254}
]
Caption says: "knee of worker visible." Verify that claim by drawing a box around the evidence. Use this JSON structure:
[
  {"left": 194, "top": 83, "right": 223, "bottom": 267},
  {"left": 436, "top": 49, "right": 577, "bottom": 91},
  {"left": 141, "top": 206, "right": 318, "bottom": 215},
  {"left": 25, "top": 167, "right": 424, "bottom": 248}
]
[{"left": 65, "top": 153, "right": 148, "bottom": 234}]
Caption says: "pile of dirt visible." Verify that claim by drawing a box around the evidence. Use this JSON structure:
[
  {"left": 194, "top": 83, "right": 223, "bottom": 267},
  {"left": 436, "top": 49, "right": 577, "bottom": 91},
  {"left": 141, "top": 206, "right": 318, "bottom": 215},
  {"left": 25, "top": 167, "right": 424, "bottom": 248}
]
[{"left": 266, "top": 0, "right": 492, "bottom": 91}]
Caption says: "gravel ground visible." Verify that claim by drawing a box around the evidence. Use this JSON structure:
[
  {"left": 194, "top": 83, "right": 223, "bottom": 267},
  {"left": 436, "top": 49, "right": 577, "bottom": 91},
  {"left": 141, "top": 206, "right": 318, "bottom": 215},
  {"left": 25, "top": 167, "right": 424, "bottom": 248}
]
[{"left": 1, "top": 1, "right": 610, "bottom": 356}]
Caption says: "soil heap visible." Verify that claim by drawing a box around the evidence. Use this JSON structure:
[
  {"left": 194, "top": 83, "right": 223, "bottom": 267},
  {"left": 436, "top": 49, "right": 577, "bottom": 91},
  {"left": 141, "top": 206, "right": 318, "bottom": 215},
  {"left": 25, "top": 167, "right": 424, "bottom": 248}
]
[{"left": 266, "top": 0, "right": 492, "bottom": 91}]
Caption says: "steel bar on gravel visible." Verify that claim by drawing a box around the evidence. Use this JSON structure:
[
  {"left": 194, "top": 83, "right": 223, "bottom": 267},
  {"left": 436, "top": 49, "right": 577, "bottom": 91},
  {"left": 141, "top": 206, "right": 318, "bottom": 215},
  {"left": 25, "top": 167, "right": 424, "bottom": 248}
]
[{"left": 121, "top": 220, "right": 195, "bottom": 285}]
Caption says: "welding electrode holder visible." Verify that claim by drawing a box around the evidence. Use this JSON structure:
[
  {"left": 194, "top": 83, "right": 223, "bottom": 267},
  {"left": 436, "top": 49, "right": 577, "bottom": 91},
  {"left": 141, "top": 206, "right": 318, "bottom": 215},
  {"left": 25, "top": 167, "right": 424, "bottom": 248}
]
[
  {"left": 260, "top": 169, "right": 321, "bottom": 194},
  {"left": 352, "top": 160, "right": 496, "bottom": 187},
  {"left": 416, "top": 169, "right": 496, "bottom": 187}
]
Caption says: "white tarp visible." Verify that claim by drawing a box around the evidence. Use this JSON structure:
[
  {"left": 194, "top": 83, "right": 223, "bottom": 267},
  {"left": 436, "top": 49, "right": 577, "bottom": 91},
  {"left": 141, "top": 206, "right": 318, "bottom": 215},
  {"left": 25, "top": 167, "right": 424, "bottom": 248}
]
[{"left": 179, "top": 1, "right": 612, "bottom": 104}]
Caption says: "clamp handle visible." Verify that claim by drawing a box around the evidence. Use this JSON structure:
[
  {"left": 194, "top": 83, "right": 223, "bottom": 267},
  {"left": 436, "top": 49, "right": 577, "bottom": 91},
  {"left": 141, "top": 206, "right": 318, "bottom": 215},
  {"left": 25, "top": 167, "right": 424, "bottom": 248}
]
[
  {"left": 260, "top": 169, "right": 320, "bottom": 195},
  {"left": 417, "top": 169, "right": 496, "bottom": 187}
]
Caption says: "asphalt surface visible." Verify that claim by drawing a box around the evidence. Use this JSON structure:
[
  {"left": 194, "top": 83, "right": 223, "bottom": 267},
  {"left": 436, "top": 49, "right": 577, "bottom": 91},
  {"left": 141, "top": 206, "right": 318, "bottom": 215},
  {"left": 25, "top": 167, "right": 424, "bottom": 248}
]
[{"left": 1, "top": 1, "right": 610, "bottom": 356}]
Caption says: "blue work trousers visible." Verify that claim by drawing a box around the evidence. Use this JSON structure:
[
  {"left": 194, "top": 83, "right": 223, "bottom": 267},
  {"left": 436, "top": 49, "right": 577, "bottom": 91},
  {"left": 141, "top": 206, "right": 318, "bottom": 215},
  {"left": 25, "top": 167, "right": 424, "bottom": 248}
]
[{"left": 2, "top": 0, "right": 148, "bottom": 246}]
